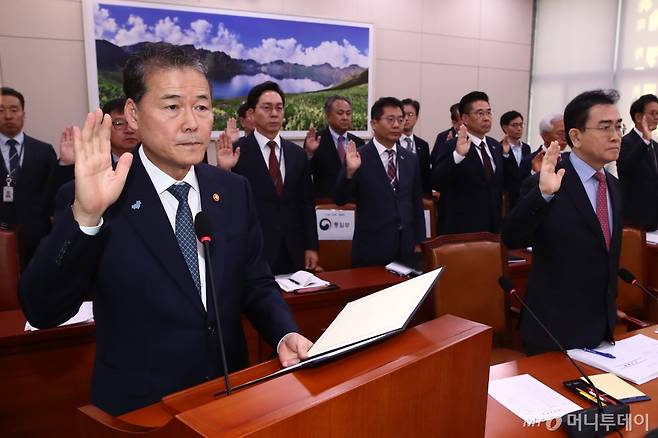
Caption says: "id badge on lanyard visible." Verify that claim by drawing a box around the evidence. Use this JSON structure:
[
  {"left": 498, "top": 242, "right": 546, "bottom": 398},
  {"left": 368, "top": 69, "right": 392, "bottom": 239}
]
[{"left": 3, "top": 177, "right": 13, "bottom": 202}]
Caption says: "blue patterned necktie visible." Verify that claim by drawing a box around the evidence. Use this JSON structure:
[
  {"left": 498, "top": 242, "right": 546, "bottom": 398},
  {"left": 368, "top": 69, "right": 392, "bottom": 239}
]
[
  {"left": 7, "top": 139, "right": 20, "bottom": 183},
  {"left": 167, "top": 183, "right": 201, "bottom": 295}
]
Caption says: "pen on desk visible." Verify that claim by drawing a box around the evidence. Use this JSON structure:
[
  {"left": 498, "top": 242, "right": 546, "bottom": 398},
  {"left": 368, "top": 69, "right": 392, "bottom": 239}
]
[
  {"left": 289, "top": 278, "right": 301, "bottom": 286},
  {"left": 581, "top": 348, "right": 616, "bottom": 359},
  {"left": 576, "top": 388, "right": 606, "bottom": 406}
]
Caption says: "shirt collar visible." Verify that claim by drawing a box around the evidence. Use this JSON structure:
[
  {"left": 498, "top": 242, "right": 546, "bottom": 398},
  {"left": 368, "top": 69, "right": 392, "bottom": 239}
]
[
  {"left": 254, "top": 129, "right": 281, "bottom": 151},
  {"left": 467, "top": 132, "right": 486, "bottom": 147},
  {"left": 400, "top": 133, "right": 414, "bottom": 143},
  {"left": 569, "top": 150, "right": 601, "bottom": 184},
  {"left": 0, "top": 131, "right": 25, "bottom": 147},
  {"left": 510, "top": 140, "right": 523, "bottom": 149},
  {"left": 633, "top": 126, "right": 650, "bottom": 142},
  {"left": 373, "top": 137, "right": 397, "bottom": 156},
  {"left": 139, "top": 146, "right": 199, "bottom": 196},
  {"left": 328, "top": 126, "right": 348, "bottom": 145}
]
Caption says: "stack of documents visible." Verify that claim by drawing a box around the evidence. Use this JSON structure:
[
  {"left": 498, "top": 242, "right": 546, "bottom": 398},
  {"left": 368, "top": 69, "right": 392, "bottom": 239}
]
[
  {"left": 488, "top": 374, "right": 582, "bottom": 424},
  {"left": 567, "top": 335, "right": 658, "bottom": 385},
  {"left": 25, "top": 301, "right": 94, "bottom": 331},
  {"left": 646, "top": 231, "right": 658, "bottom": 244},
  {"left": 275, "top": 271, "right": 331, "bottom": 293}
]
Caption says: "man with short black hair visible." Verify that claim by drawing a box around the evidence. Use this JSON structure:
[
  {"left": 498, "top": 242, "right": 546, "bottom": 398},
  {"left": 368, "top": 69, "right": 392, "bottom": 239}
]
[
  {"left": 20, "top": 43, "right": 311, "bottom": 416},
  {"left": 102, "top": 98, "right": 141, "bottom": 161},
  {"left": 333, "top": 97, "right": 425, "bottom": 267},
  {"left": 617, "top": 93, "right": 658, "bottom": 230},
  {"left": 400, "top": 98, "right": 432, "bottom": 194},
  {"left": 500, "top": 110, "right": 531, "bottom": 208},
  {"left": 237, "top": 101, "right": 254, "bottom": 137},
  {"left": 216, "top": 81, "right": 319, "bottom": 274},
  {"left": 432, "top": 91, "right": 516, "bottom": 234},
  {"left": 0, "top": 86, "right": 59, "bottom": 263},
  {"left": 431, "top": 103, "right": 461, "bottom": 163},
  {"left": 304, "top": 95, "right": 365, "bottom": 198},
  {"left": 503, "top": 89, "right": 623, "bottom": 355}
]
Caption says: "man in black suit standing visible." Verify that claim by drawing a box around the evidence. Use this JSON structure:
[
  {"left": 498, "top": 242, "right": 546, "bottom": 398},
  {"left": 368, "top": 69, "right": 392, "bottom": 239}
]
[
  {"left": 216, "top": 81, "right": 319, "bottom": 274},
  {"left": 503, "top": 89, "right": 623, "bottom": 355},
  {"left": 0, "top": 87, "right": 60, "bottom": 263},
  {"left": 500, "top": 110, "right": 531, "bottom": 209},
  {"left": 617, "top": 93, "right": 658, "bottom": 230},
  {"left": 304, "top": 95, "right": 364, "bottom": 199},
  {"left": 333, "top": 97, "right": 425, "bottom": 267},
  {"left": 432, "top": 91, "right": 517, "bottom": 235},
  {"left": 430, "top": 103, "right": 461, "bottom": 163},
  {"left": 400, "top": 98, "right": 432, "bottom": 195}
]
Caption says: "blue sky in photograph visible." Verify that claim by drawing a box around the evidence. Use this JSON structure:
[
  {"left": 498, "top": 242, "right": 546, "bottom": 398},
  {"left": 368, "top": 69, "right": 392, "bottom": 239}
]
[{"left": 95, "top": 2, "right": 370, "bottom": 68}]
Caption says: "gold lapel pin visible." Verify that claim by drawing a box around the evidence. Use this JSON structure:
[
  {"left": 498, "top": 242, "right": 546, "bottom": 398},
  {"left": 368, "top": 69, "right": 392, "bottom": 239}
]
[{"left": 212, "top": 193, "right": 220, "bottom": 202}]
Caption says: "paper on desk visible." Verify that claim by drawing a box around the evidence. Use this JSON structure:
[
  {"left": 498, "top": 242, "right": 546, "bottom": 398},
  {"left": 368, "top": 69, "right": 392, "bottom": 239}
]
[
  {"left": 488, "top": 374, "right": 582, "bottom": 424},
  {"left": 307, "top": 268, "right": 442, "bottom": 357},
  {"left": 568, "top": 335, "right": 658, "bottom": 385},
  {"left": 646, "top": 231, "right": 658, "bottom": 244},
  {"left": 24, "top": 301, "right": 94, "bottom": 331},
  {"left": 275, "top": 271, "right": 330, "bottom": 292},
  {"left": 583, "top": 373, "right": 648, "bottom": 402}
]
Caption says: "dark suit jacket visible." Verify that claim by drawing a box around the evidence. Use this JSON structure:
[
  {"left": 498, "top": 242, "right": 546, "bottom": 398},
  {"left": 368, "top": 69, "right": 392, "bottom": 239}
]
[
  {"left": 18, "top": 150, "right": 298, "bottom": 416},
  {"left": 430, "top": 127, "right": 457, "bottom": 164},
  {"left": 333, "top": 141, "right": 425, "bottom": 267},
  {"left": 501, "top": 157, "right": 621, "bottom": 353},
  {"left": 617, "top": 129, "right": 658, "bottom": 230},
  {"left": 431, "top": 136, "right": 517, "bottom": 234},
  {"left": 506, "top": 141, "right": 531, "bottom": 209},
  {"left": 309, "top": 128, "right": 364, "bottom": 199},
  {"left": 518, "top": 147, "right": 543, "bottom": 183},
  {"left": 233, "top": 134, "right": 318, "bottom": 273},
  {"left": 406, "top": 135, "right": 432, "bottom": 195},
  {"left": 0, "top": 134, "right": 58, "bottom": 260}
]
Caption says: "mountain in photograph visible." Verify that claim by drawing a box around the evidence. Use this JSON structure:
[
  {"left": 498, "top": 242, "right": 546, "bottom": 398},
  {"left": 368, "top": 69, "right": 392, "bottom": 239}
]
[{"left": 96, "top": 40, "right": 368, "bottom": 88}]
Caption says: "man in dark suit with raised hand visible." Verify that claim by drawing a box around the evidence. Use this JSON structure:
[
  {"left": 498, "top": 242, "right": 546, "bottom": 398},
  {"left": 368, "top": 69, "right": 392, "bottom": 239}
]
[
  {"left": 432, "top": 91, "right": 517, "bottom": 235},
  {"left": 0, "top": 87, "right": 61, "bottom": 264},
  {"left": 216, "top": 81, "right": 319, "bottom": 274},
  {"left": 502, "top": 89, "right": 623, "bottom": 355},
  {"left": 19, "top": 43, "right": 311, "bottom": 416},
  {"left": 431, "top": 102, "right": 460, "bottom": 163},
  {"left": 500, "top": 110, "right": 531, "bottom": 209},
  {"left": 333, "top": 97, "right": 425, "bottom": 267},
  {"left": 400, "top": 98, "right": 432, "bottom": 195},
  {"left": 617, "top": 93, "right": 658, "bottom": 230},
  {"left": 304, "top": 95, "right": 365, "bottom": 199}
]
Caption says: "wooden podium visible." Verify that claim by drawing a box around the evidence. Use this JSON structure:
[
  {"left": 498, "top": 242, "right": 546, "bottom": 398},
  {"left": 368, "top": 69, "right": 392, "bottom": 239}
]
[{"left": 78, "top": 315, "right": 492, "bottom": 437}]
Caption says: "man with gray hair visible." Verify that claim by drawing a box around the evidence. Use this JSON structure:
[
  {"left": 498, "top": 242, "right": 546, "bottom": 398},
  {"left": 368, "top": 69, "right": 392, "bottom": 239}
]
[
  {"left": 518, "top": 113, "right": 567, "bottom": 181},
  {"left": 304, "top": 95, "right": 364, "bottom": 198},
  {"left": 19, "top": 42, "right": 311, "bottom": 416}
]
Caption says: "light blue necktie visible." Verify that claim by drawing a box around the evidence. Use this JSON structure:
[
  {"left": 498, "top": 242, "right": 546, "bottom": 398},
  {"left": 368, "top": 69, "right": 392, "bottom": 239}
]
[{"left": 167, "top": 183, "right": 201, "bottom": 294}]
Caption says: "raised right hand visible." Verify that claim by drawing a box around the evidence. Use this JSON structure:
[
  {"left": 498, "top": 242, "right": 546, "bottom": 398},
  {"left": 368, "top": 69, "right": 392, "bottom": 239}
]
[
  {"left": 455, "top": 125, "right": 470, "bottom": 157},
  {"left": 641, "top": 114, "right": 653, "bottom": 141},
  {"left": 215, "top": 128, "right": 241, "bottom": 171},
  {"left": 72, "top": 109, "right": 133, "bottom": 227},
  {"left": 345, "top": 140, "right": 361, "bottom": 178},
  {"left": 304, "top": 126, "right": 321, "bottom": 154},
  {"left": 538, "top": 141, "right": 565, "bottom": 196}
]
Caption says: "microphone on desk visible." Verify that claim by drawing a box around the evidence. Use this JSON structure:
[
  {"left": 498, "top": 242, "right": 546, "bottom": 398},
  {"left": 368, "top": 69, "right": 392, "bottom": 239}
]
[
  {"left": 618, "top": 268, "right": 658, "bottom": 304},
  {"left": 195, "top": 211, "right": 232, "bottom": 396},
  {"left": 497, "top": 277, "right": 628, "bottom": 438}
]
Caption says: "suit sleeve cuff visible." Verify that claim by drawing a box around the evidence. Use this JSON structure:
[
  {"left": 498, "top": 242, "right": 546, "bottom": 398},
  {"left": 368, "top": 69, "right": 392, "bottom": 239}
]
[
  {"left": 79, "top": 217, "right": 104, "bottom": 236},
  {"left": 276, "top": 332, "right": 297, "bottom": 353},
  {"left": 452, "top": 150, "right": 466, "bottom": 164}
]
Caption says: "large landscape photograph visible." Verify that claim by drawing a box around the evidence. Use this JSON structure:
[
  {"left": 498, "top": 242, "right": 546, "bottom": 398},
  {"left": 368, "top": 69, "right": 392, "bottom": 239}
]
[{"left": 86, "top": 1, "right": 372, "bottom": 132}]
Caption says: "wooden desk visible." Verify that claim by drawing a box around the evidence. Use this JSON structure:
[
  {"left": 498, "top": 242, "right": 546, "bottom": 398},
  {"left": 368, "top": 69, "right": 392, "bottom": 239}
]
[
  {"left": 485, "top": 325, "right": 658, "bottom": 437},
  {"left": 0, "top": 310, "right": 96, "bottom": 437},
  {"left": 1, "top": 267, "right": 401, "bottom": 437}
]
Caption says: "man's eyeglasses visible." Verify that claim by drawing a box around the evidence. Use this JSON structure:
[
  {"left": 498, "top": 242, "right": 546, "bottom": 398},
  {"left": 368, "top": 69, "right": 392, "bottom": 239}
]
[
  {"left": 509, "top": 122, "right": 524, "bottom": 129},
  {"left": 469, "top": 109, "right": 493, "bottom": 119},
  {"left": 381, "top": 116, "right": 405, "bottom": 125},
  {"left": 584, "top": 124, "right": 626, "bottom": 136},
  {"left": 112, "top": 120, "right": 129, "bottom": 130},
  {"left": 404, "top": 112, "right": 417, "bottom": 118}
]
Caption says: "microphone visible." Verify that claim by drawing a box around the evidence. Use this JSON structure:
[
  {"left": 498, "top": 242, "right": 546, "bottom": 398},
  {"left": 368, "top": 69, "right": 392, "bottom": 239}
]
[
  {"left": 618, "top": 267, "right": 658, "bottom": 303},
  {"left": 498, "top": 277, "right": 628, "bottom": 437},
  {"left": 194, "top": 211, "right": 232, "bottom": 396}
]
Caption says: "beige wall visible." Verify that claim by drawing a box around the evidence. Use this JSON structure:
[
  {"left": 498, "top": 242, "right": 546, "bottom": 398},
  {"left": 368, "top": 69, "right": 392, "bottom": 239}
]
[{"left": 0, "top": 0, "right": 533, "bottom": 150}]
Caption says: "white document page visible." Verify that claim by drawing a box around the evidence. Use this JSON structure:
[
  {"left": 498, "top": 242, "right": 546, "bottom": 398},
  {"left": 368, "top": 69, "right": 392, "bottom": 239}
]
[
  {"left": 25, "top": 301, "right": 94, "bottom": 331},
  {"left": 307, "top": 267, "right": 442, "bottom": 357},
  {"left": 567, "top": 335, "right": 658, "bottom": 385},
  {"left": 488, "top": 374, "right": 582, "bottom": 424},
  {"left": 646, "top": 231, "right": 658, "bottom": 244}
]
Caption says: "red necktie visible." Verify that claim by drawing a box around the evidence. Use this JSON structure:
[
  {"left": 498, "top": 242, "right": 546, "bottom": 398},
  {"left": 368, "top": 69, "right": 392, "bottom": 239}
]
[
  {"left": 267, "top": 141, "right": 284, "bottom": 196},
  {"left": 386, "top": 149, "right": 397, "bottom": 189},
  {"left": 593, "top": 172, "right": 610, "bottom": 251},
  {"left": 478, "top": 142, "right": 494, "bottom": 182}
]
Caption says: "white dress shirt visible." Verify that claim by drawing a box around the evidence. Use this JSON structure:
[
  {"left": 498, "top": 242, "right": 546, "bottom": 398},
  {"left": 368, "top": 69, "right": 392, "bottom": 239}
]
[
  {"left": 372, "top": 137, "right": 400, "bottom": 179},
  {"left": 510, "top": 141, "right": 524, "bottom": 165},
  {"left": 453, "top": 133, "right": 496, "bottom": 171},
  {"left": 399, "top": 133, "right": 416, "bottom": 154}
]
